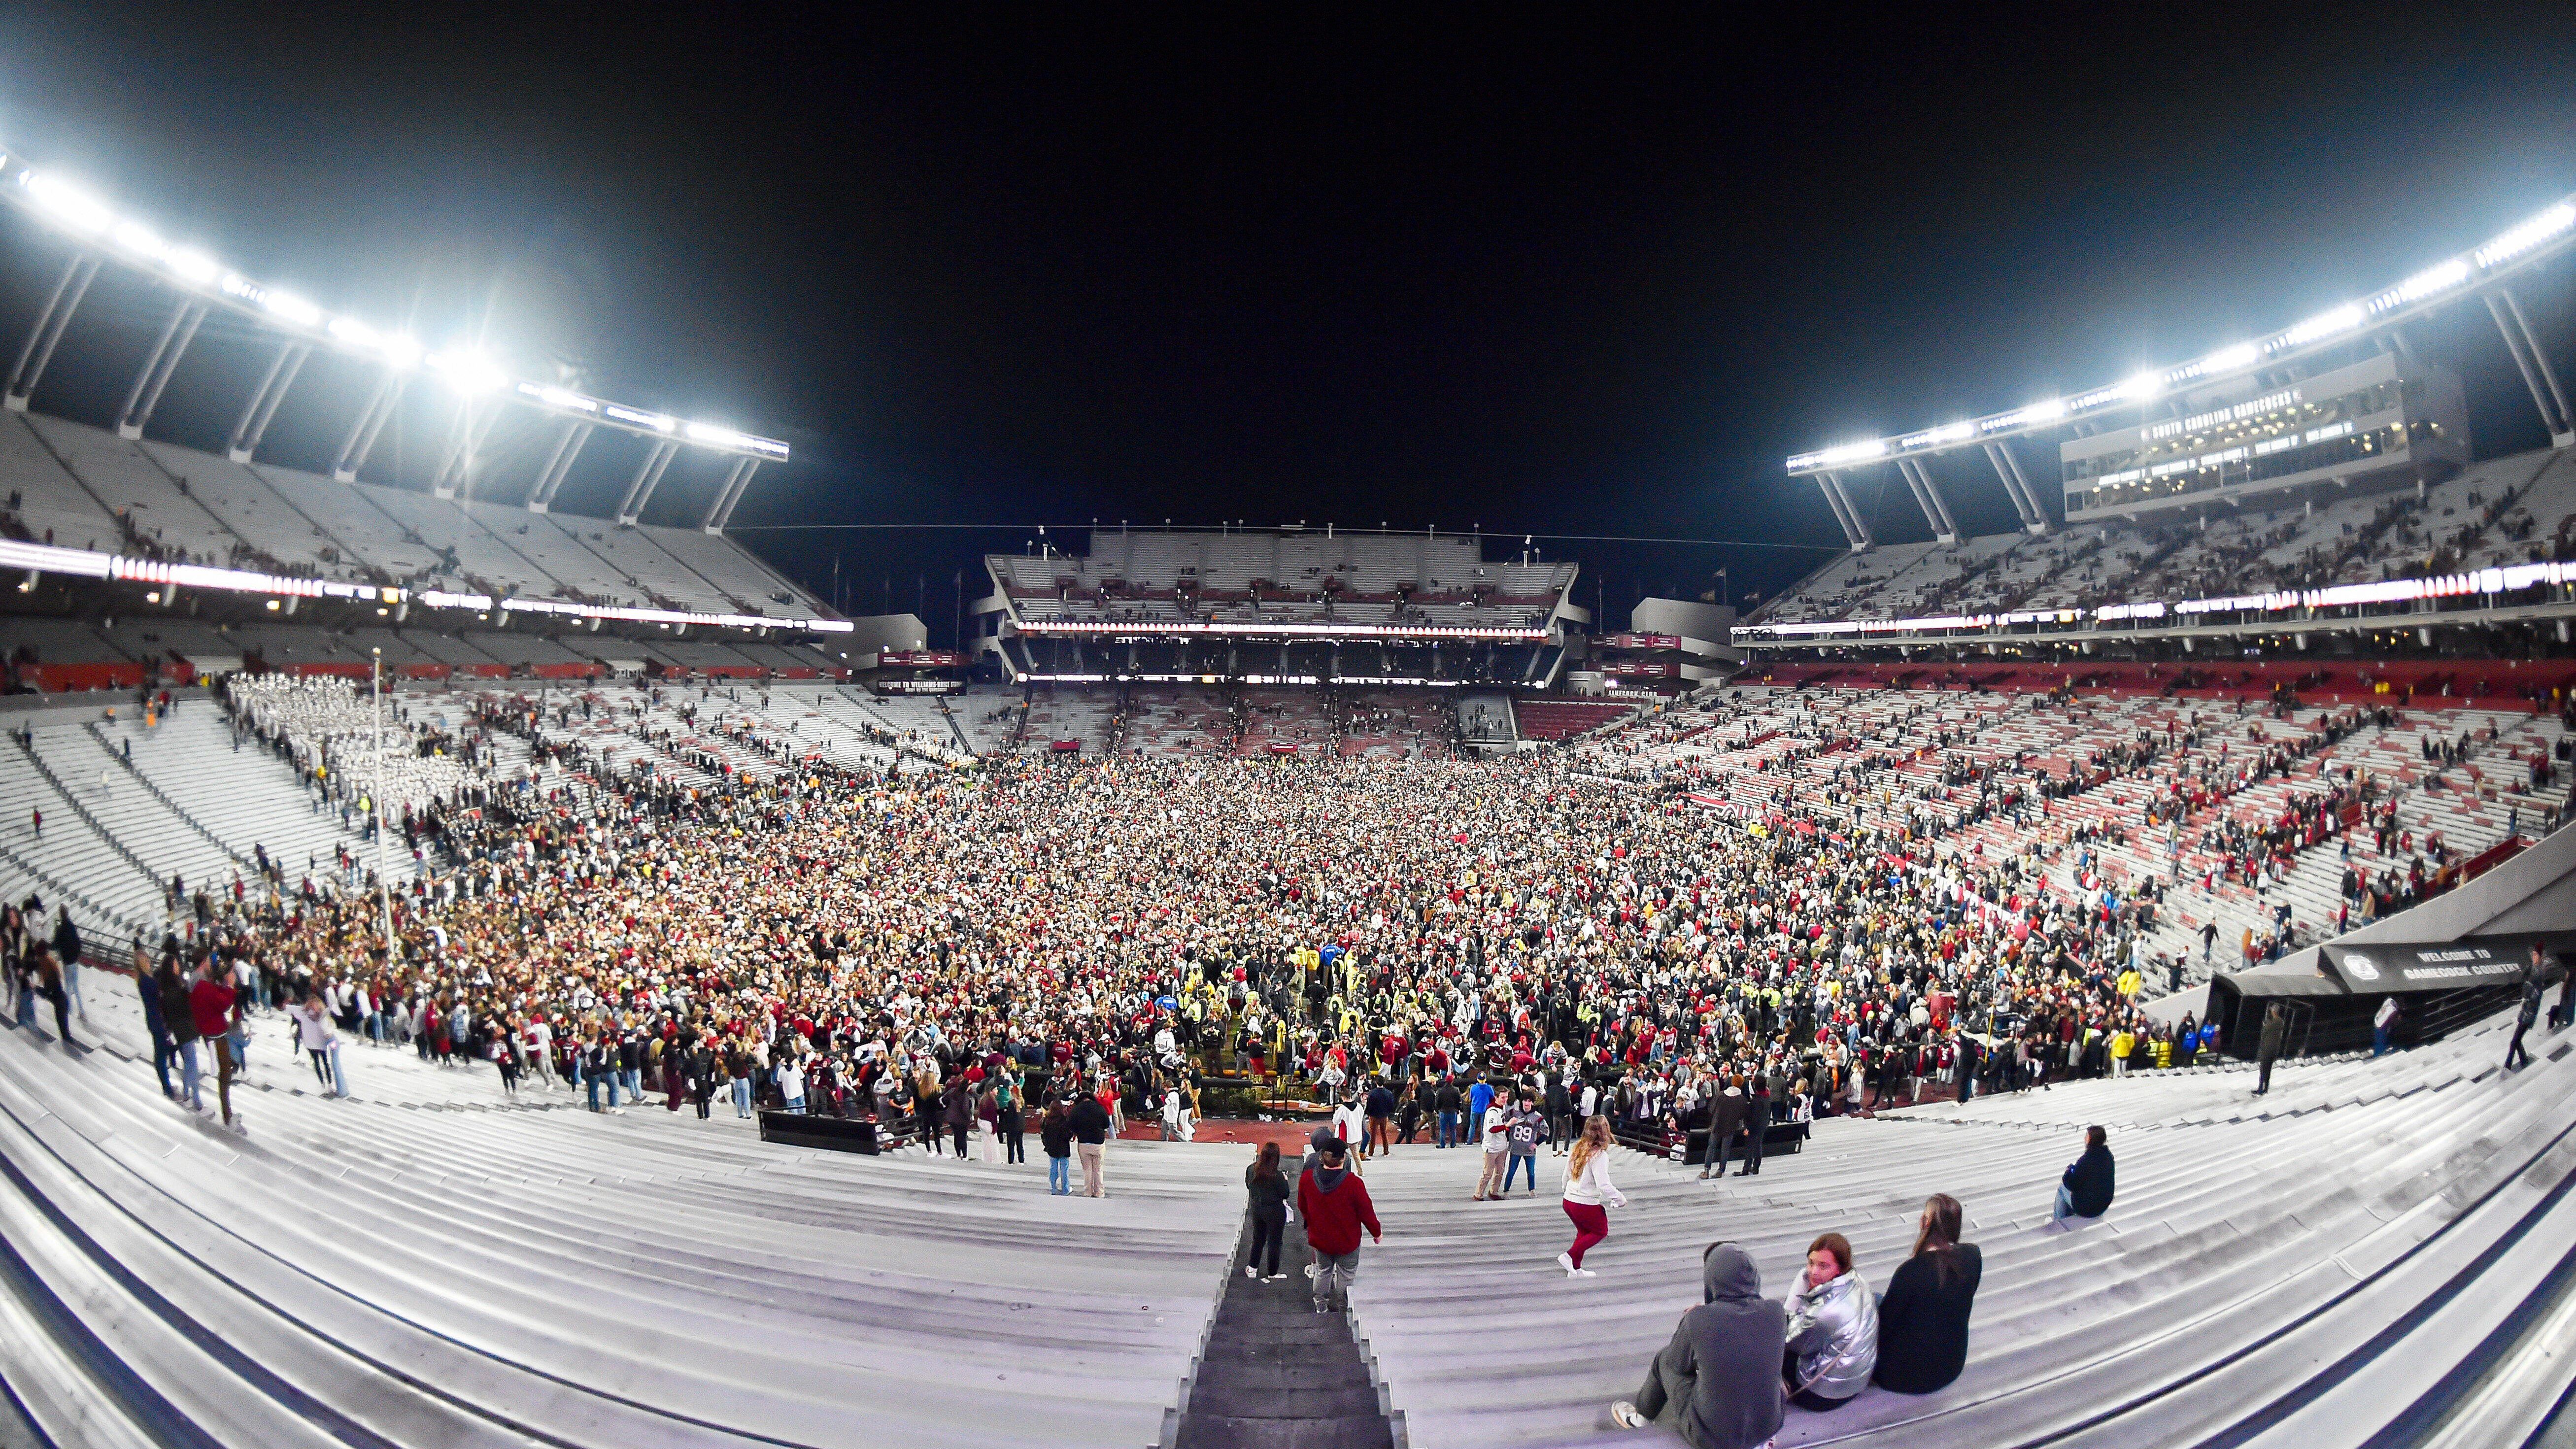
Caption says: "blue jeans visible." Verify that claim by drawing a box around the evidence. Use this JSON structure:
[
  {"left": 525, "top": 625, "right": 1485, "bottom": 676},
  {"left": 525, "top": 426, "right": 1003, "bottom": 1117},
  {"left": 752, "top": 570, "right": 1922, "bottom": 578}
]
[
  {"left": 2053, "top": 1184, "right": 2075, "bottom": 1221},
  {"left": 587, "top": 1072, "right": 607, "bottom": 1110},
  {"left": 732, "top": 1078, "right": 753, "bottom": 1117},
  {"left": 1049, "top": 1155, "right": 1072, "bottom": 1194},
  {"left": 1437, "top": 1111, "right": 1459, "bottom": 1147},
  {"left": 1504, "top": 1154, "right": 1537, "bottom": 1192},
  {"left": 179, "top": 1039, "right": 203, "bottom": 1108},
  {"left": 150, "top": 1031, "right": 176, "bottom": 1097},
  {"left": 2373, "top": 1026, "right": 2389, "bottom": 1057},
  {"left": 623, "top": 1069, "right": 642, "bottom": 1101}
]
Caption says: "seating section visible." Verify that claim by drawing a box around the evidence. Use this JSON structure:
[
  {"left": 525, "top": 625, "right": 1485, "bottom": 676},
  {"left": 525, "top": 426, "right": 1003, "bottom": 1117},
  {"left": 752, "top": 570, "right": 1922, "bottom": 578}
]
[
  {"left": 1348, "top": 1005, "right": 2576, "bottom": 1448},
  {"left": 1755, "top": 445, "right": 2576, "bottom": 628},
  {"left": 1512, "top": 699, "right": 1636, "bottom": 741},
  {"left": 0, "top": 976, "right": 1247, "bottom": 1449},
  {"left": 1560, "top": 682, "right": 2565, "bottom": 995}
]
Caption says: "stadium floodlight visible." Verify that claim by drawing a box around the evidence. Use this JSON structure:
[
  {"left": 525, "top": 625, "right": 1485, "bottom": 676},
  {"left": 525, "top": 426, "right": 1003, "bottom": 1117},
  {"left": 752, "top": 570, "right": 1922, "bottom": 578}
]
[
  {"left": 427, "top": 347, "right": 507, "bottom": 393},
  {"left": 22, "top": 171, "right": 112, "bottom": 234},
  {"left": 262, "top": 290, "right": 323, "bottom": 328},
  {"left": 0, "top": 143, "right": 791, "bottom": 463},
  {"left": 605, "top": 403, "right": 675, "bottom": 431},
  {"left": 163, "top": 247, "right": 220, "bottom": 284},
  {"left": 2389, "top": 257, "right": 2470, "bottom": 307},
  {"left": 2276, "top": 303, "right": 2363, "bottom": 350},
  {"left": 2199, "top": 342, "right": 2259, "bottom": 376},
  {"left": 1789, "top": 192, "right": 2576, "bottom": 473},
  {"left": 519, "top": 381, "right": 599, "bottom": 412},
  {"left": 1819, "top": 438, "right": 1887, "bottom": 465},
  {"left": 2474, "top": 202, "right": 2576, "bottom": 268}
]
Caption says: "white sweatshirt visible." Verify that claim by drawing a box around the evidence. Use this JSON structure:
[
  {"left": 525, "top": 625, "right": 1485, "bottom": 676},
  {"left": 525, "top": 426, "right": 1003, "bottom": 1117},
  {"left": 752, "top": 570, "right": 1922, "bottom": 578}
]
[{"left": 1561, "top": 1147, "right": 1628, "bottom": 1208}]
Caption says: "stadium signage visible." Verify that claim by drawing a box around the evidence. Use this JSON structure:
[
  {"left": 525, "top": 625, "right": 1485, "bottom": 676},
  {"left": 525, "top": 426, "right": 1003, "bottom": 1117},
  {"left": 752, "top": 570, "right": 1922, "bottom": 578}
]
[
  {"left": 1597, "top": 634, "right": 1684, "bottom": 650},
  {"left": 0, "top": 537, "right": 852, "bottom": 636},
  {"left": 879, "top": 650, "right": 971, "bottom": 669},
  {"left": 2320, "top": 939, "right": 2546, "bottom": 995},
  {"left": 876, "top": 678, "right": 965, "bottom": 694}
]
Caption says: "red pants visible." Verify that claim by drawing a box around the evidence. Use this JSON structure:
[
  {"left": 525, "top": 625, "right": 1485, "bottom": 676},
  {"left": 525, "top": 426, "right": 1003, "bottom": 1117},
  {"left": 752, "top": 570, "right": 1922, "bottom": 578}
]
[{"left": 1563, "top": 1200, "right": 1609, "bottom": 1267}]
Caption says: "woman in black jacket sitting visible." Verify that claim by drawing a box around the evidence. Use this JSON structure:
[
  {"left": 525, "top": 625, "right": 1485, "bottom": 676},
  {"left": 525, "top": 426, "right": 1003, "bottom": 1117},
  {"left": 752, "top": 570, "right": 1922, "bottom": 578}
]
[{"left": 1872, "top": 1193, "right": 1980, "bottom": 1395}]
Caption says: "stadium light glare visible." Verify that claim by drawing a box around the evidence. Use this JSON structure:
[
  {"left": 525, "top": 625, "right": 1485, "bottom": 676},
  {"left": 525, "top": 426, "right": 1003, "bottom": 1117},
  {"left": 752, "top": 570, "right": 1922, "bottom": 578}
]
[
  {"left": 428, "top": 347, "right": 507, "bottom": 393},
  {"left": 2276, "top": 303, "right": 2363, "bottom": 350},
  {"left": 162, "top": 247, "right": 220, "bottom": 285},
  {"left": 110, "top": 220, "right": 162, "bottom": 256},
  {"left": 522, "top": 382, "right": 599, "bottom": 412},
  {"left": 262, "top": 290, "right": 323, "bottom": 327},
  {"left": 23, "top": 171, "right": 112, "bottom": 234},
  {"left": 2117, "top": 371, "right": 2163, "bottom": 401},
  {"left": 685, "top": 421, "right": 747, "bottom": 448},
  {"left": 2393, "top": 257, "right": 2470, "bottom": 304},
  {"left": 378, "top": 333, "right": 423, "bottom": 370},
  {"left": 2200, "top": 342, "right": 2260, "bottom": 375},
  {"left": 2474, "top": 202, "right": 2576, "bottom": 268},
  {"left": 327, "top": 316, "right": 378, "bottom": 347},
  {"left": 1818, "top": 438, "right": 1887, "bottom": 465},
  {"left": 604, "top": 404, "right": 675, "bottom": 431}
]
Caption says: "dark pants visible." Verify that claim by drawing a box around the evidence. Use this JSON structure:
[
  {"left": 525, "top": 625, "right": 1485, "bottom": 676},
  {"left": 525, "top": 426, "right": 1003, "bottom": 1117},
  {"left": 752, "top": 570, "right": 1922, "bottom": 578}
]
[
  {"left": 1786, "top": 1349, "right": 1853, "bottom": 1412},
  {"left": 1630, "top": 1333, "right": 1695, "bottom": 1429},
  {"left": 951, "top": 1122, "right": 970, "bottom": 1157},
  {"left": 44, "top": 986, "right": 70, "bottom": 1045},
  {"left": 2257, "top": 1054, "right": 2276, "bottom": 1093},
  {"left": 1249, "top": 1212, "right": 1284, "bottom": 1277},
  {"left": 1741, "top": 1119, "right": 1765, "bottom": 1174},
  {"left": 2506, "top": 1026, "right": 2533, "bottom": 1071},
  {"left": 150, "top": 1032, "right": 177, "bottom": 1097},
  {"left": 1002, "top": 1122, "right": 1025, "bottom": 1163},
  {"left": 1700, "top": 1129, "right": 1734, "bottom": 1177}
]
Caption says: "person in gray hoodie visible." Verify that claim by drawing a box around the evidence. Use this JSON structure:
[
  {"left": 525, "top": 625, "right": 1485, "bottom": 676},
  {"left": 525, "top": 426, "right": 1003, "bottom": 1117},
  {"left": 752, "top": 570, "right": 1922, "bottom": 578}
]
[{"left": 1610, "top": 1242, "right": 1785, "bottom": 1448}]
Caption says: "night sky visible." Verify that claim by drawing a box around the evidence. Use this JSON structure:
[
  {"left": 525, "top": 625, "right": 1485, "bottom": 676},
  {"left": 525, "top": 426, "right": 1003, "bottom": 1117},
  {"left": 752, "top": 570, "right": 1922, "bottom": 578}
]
[{"left": 4, "top": 4, "right": 2576, "bottom": 642}]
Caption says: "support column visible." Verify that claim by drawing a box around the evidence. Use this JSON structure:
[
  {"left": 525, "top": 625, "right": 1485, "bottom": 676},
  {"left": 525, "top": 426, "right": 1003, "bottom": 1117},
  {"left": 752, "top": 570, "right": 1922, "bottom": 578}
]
[
  {"left": 1983, "top": 439, "right": 2051, "bottom": 533},
  {"left": 614, "top": 438, "right": 680, "bottom": 525},
  {"left": 6, "top": 252, "right": 101, "bottom": 412},
  {"left": 526, "top": 418, "right": 593, "bottom": 512},
  {"left": 2489, "top": 289, "right": 2575, "bottom": 447},
  {"left": 704, "top": 458, "right": 761, "bottom": 533},
  {"left": 429, "top": 401, "right": 503, "bottom": 499},
  {"left": 332, "top": 370, "right": 407, "bottom": 481},
  {"left": 226, "top": 341, "right": 309, "bottom": 461},
  {"left": 116, "top": 298, "right": 208, "bottom": 439},
  {"left": 1814, "top": 471, "right": 1872, "bottom": 551},
  {"left": 1896, "top": 456, "right": 1959, "bottom": 543}
]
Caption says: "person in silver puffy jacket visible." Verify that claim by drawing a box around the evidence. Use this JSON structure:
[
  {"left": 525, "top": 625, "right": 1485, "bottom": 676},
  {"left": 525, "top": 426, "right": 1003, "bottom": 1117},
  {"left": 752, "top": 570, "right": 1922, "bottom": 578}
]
[{"left": 1782, "top": 1232, "right": 1877, "bottom": 1409}]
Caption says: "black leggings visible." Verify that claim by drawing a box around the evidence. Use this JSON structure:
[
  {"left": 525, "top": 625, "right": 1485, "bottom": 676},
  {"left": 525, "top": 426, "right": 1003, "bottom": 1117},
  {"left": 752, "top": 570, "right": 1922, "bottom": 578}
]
[
  {"left": 952, "top": 1122, "right": 970, "bottom": 1157},
  {"left": 308, "top": 1047, "right": 333, "bottom": 1087},
  {"left": 1002, "top": 1123, "right": 1025, "bottom": 1163},
  {"left": 1250, "top": 1213, "right": 1284, "bottom": 1277}
]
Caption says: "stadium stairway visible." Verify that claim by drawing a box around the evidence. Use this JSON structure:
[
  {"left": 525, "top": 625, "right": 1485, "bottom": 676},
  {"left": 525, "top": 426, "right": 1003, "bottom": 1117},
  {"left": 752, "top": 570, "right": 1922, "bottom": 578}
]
[
  {"left": 1340, "top": 1004, "right": 2576, "bottom": 1449},
  {"left": 0, "top": 984, "right": 1249, "bottom": 1449}
]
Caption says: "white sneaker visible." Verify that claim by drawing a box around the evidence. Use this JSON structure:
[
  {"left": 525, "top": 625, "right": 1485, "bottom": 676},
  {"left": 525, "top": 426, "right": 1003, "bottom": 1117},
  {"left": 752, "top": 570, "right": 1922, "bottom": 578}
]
[
  {"left": 1245, "top": 1265, "right": 1258, "bottom": 1280},
  {"left": 1611, "top": 1401, "right": 1648, "bottom": 1429},
  {"left": 1576, "top": 1268, "right": 1597, "bottom": 1277},
  {"left": 1558, "top": 1252, "right": 1577, "bottom": 1275}
]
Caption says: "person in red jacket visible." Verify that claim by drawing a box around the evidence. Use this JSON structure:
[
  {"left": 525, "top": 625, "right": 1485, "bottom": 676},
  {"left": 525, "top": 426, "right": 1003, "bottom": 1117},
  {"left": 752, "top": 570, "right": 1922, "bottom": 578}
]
[
  {"left": 1296, "top": 1138, "right": 1381, "bottom": 1314},
  {"left": 188, "top": 957, "right": 244, "bottom": 1134}
]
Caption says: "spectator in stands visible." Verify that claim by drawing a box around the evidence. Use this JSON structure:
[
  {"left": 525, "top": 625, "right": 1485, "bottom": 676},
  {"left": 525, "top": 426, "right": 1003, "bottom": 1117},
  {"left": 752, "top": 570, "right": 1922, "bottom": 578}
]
[
  {"left": 2255, "top": 1003, "right": 2286, "bottom": 1094},
  {"left": 1070, "top": 1088, "right": 1112, "bottom": 1197},
  {"left": 1473, "top": 1088, "right": 1511, "bottom": 1200},
  {"left": 1503, "top": 1091, "right": 1545, "bottom": 1195},
  {"left": 290, "top": 990, "right": 339, "bottom": 1094},
  {"left": 189, "top": 953, "right": 243, "bottom": 1134},
  {"left": 2373, "top": 997, "right": 2400, "bottom": 1058},
  {"left": 132, "top": 941, "right": 176, "bottom": 1099},
  {"left": 1700, "top": 1075, "right": 1746, "bottom": 1181},
  {"left": 1433, "top": 1074, "right": 1462, "bottom": 1148},
  {"left": 25, "top": 943, "right": 72, "bottom": 1048},
  {"left": 2053, "top": 1125, "right": 2115, "bottom": 1222},
  {"left": 50, "top": 907, "right": 85, "bottom": 1026},
  {"left": 1871, "top": 1194, "right": 1980, "bottom": 1395},
  {"left": 1297, "top": 1135, "right": 1379, "bottom": 1314},
  {"left": 1610, "top": 1241, "right": 1786, "bottom": 1447},
  {"left": 2506, "top": 966, "right": 2544, "bottom": 1072},
  {"left": 1782, "top": 1232, "right": 1877, "bottom": 1411},
  {"left": 1244, "top": 1141, "right": 1291, "bottom": 1282},
  {"left": 1040, "top": 1099, "right": 1075, "bottom": 1194},
  {"left": 1559, "top": 1114, "right": 1628, "bottom": 1277}
]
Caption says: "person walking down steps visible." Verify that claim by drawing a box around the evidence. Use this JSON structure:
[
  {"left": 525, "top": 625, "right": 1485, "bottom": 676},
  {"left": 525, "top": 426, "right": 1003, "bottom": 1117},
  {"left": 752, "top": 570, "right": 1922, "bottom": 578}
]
[
  {"left": 1244, "top": 1142, "right": 1293, "bottom": 1281},
  {"left": 1298, "top": 1135, "right": 1380, "bottom": 1314},
  {"left": 1560, "top": 1114, "right": 1628, "bottom": 1277}
]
